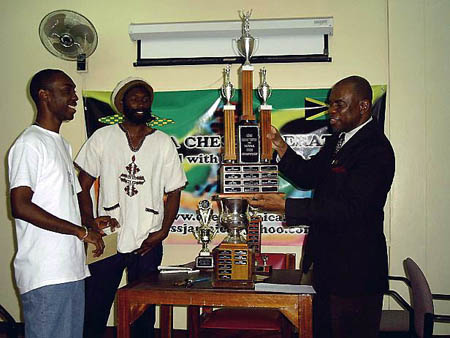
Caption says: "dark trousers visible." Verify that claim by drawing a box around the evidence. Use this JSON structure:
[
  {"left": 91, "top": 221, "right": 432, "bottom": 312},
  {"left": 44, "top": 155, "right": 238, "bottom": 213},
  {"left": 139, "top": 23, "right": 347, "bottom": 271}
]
[
  {"left": 83, "top": 244, "right": 163, "bottom": 338},
  {"left": 314, "top": 291, "right": 383, "bottom": 338}
]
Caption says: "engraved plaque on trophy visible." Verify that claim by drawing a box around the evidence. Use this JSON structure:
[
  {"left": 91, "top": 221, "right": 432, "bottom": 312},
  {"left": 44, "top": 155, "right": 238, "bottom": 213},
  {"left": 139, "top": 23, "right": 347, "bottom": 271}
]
[{"left": 238, "top": 125, "right": 260, "bottom": 163}]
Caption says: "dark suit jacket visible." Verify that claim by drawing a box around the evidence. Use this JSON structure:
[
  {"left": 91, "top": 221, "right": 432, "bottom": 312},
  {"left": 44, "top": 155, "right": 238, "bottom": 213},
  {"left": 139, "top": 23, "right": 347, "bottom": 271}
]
[{"left": 279, "top": 119, "right": 395, "bottom": 296}]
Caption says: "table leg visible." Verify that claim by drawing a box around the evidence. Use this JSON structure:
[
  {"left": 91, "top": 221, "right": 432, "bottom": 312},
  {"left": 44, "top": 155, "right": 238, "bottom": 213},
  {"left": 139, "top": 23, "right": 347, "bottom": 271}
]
[
  {"left": 117, "top": 291, "right": 130, "bottom": 338},
  {"left": 187, "top": 306, "right": 200, "bottom": 338},
  {"left": 298, "top": 295, "right": 313, "bottom": 338},
  {"left": 160, "top": 305, "right": 173, "bottom": 338}
]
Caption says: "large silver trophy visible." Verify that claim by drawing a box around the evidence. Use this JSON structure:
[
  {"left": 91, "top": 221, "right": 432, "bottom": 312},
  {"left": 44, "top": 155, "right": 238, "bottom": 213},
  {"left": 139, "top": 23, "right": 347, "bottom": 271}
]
[
  {"left": 192, "top": 200, "right": 216, "bottom": 269},
  {"left": 234, "top": 10, "right": 258, "bottom": 66},
  {"left": 212, "top": 197, "right": 254, "bottom": 287},
  {"left": 218, "top": 198, "right": 250, "bottom": 244}
]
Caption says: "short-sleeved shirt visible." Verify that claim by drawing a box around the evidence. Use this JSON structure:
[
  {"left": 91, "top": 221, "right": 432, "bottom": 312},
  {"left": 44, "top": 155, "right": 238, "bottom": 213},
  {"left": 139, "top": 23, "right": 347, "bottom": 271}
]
[
  {"left": 8, "top": 125, "right": 89, "bottom": 294},
  {"left": 75, "top": 124, "right": 187, "bottom": 253}
]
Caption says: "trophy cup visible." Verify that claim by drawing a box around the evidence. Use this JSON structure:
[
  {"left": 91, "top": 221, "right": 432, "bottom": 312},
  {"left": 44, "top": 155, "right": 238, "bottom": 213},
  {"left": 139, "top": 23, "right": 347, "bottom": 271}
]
[
  {"left": 257, "top": 67, "right": 272, "bottom": 106},
  {"left": 219, "top": 198, "right": 249, "bottom": 244},
  {"left": 212, "top": 198, "right": 254, "bottom": 288},
  {"left": 221, "top": 65, "right": 235, "bottom": 106},
  {"left": 234, "top": 10, "right": 258, "bottom": 66},
  {"left": 192, "top": 200, "right": 216, "bottom": 269}
]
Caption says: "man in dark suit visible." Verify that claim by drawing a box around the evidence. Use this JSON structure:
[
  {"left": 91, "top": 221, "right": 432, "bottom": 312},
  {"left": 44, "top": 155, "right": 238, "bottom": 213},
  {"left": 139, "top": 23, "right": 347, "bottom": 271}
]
[{"left": 248, "top": 75, "right": 395, "bottom": 338}]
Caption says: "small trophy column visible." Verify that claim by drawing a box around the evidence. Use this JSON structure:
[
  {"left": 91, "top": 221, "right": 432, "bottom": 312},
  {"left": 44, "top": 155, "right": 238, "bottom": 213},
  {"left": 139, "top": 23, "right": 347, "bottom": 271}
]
[
  {"left": 236, "top": 10, "right": 257, "bottom": 122},
  {"left": 192, "top": 200, "right": 216, "bottom": 269},
  {"left": 241, "top": 67, "right": 255, "bottom": 121},
  {"left": 258, "top": 67, "right": 273, "bottom": 162},
  {"left": 221, "top": 65, "right": 237, "bottom": 162}
]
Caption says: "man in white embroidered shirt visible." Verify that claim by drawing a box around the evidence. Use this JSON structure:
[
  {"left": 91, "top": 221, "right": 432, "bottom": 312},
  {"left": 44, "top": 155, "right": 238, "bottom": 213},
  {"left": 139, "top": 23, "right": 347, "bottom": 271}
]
[{"left": 75, "top": 77, "right": 187, "bottom": 338}]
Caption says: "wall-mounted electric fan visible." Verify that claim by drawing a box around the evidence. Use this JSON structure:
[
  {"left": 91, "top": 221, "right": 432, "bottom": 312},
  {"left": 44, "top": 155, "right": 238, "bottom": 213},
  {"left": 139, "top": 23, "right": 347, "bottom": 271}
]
[{"left": 39, "top": 9, "right": 98, "bottom": 71}]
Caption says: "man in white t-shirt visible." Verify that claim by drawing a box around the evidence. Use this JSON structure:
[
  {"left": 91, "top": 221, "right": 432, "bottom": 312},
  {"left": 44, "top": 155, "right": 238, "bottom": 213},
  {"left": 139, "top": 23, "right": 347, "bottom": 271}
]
[
  {"left": 75, "top": 77, "right": 187, "bottom": 338},
  {"left": 8, "top": 69, "right": 106, "bottom": 338}
]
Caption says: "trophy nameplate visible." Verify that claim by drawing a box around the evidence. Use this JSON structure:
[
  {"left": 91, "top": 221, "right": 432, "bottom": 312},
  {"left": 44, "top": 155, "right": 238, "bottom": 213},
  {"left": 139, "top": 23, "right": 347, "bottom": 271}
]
[
  {"left": 220, "top": 164, "right": 278, "bottom": 194},
  {"left": 247, "top": 212, "right": 262, "bottom": 254},
  {"left": 195, "top": 255, "right": 214, "bottom": 269},
  {"left": 238, "top": 125, "right": 260, "bottom": 163}
]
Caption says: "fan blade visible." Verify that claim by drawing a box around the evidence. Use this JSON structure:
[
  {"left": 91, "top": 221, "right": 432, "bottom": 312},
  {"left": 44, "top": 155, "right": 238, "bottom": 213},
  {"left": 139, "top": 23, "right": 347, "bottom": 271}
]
[
  {"left": 42, "top": 13, "right": 66, "bottom": 37},
  {"left": 70, "top": 24, "right": 97, "bottom": 57},
  {"left": 69, "top": 24, "right": 95, "bottom": 43},
  {"left": 52, "top": 42, "right": 79, "bottom": 59}
]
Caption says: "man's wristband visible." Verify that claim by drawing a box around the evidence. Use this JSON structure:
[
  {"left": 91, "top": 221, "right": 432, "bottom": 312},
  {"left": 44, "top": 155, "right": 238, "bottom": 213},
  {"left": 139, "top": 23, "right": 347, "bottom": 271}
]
[{"left": 80, "top": 226, "right": 89, "bottom": 242}]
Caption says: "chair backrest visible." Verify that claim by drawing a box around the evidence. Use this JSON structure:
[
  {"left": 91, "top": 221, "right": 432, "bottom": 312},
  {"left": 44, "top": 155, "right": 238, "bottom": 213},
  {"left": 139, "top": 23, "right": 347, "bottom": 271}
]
[
  {"left": 255, "top": 253, "right": 296, "bottom": 270},
  {"left": 404, "top": 257, "right": 434, "bottom": 338}
]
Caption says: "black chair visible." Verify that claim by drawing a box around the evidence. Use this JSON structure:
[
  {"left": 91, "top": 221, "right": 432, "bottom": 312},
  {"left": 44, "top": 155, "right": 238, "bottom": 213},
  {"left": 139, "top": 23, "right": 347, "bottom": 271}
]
[
  {"left": 0, "top": 304, "right": 18, "bottom": 338},
  {"left": 404, "top": 257, "right": 450, "bottom": 338},
  {"left": 380, "top": 275, "right": 414, "bottom": 337},
  {"left": 380, "top": 257, "right": 450, "bottom": 338}
]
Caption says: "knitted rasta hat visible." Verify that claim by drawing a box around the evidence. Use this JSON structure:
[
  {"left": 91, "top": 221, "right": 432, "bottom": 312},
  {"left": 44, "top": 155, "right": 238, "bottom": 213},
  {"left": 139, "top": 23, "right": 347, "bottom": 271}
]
[{"left": 110, "top": 77, "right": 154, "bottom": 114}]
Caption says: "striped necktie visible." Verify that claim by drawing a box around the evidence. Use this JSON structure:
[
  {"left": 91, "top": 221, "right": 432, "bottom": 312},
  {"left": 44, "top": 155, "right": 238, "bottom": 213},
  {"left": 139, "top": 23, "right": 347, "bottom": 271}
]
[
  {"left": 334, "top": 133, "right": 345, "bottom": 155},
  {"left": 332, "top": 133, "right": 345, "bottom": 165}
]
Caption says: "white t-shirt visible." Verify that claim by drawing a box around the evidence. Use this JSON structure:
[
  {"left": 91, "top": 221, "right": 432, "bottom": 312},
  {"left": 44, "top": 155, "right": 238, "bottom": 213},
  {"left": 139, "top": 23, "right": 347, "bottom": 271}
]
[
  {"left": 75, "top": 124, "right": 187, "bottom": 253},
  {"left": 8, "top": 125, "right": 89, "bottom": 294}
]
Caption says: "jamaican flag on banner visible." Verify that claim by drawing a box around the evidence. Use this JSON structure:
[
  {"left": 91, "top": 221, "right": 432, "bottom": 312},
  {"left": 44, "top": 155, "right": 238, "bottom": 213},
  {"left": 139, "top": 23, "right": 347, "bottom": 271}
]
[{"left": 82, "top": 85, "right": 386, "bottom": 246}]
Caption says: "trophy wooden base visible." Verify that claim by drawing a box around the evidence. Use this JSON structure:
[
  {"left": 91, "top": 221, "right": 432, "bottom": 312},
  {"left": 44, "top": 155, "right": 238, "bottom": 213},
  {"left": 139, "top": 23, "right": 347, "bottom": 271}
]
[
  {"left": 212, "top": 242, "right": 254, "bottom": 289},
  {"left": 255, "top": 265, "right": 272, "bottom": 276}
]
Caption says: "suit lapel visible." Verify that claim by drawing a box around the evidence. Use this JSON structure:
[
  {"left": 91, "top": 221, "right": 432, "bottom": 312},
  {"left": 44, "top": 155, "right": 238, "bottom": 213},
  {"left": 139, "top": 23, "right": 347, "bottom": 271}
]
[{"left": 332, "top": 120, "right": 378, "bottom": 166}]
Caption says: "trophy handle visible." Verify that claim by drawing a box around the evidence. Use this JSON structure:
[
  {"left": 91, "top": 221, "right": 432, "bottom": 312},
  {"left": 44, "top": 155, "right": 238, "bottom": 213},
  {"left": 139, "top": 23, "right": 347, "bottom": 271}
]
[
  {"left": 232, "top": 39, "right": 244, "bottom": 58},
  {"left": 211, "top": 227, "right": 217, "bottom": 240},
  {"left": 192, "top": 229, "right": 200, "bottom": 241},
  {"left": 254, "top": 37, "right": 260, "bottom": 56}
]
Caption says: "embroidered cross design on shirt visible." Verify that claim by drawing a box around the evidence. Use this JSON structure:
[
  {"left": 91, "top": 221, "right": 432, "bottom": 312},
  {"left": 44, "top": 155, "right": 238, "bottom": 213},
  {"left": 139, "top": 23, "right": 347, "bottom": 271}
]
[{"left": 119, "top": 155, "right": 146, "bottom": 197}]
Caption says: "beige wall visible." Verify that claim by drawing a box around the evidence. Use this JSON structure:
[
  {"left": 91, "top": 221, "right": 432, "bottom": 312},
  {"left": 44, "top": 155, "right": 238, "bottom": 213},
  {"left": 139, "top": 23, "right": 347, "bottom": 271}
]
[
  {"left": 1, "top": 0, "right": 449, "bottom": 334},
  {"left": 388, "top": 0, "right": 450, "bottom": 333}
]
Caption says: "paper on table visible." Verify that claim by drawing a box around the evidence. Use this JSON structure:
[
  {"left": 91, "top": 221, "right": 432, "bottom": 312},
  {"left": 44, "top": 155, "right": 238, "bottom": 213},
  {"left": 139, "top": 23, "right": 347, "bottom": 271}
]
[
  {"left": 159, "top": 269, "right": 200, "bottom": 274},
  {"left": 254, "top": 283, "right": 316, "bottom": 294},
  {"left": 86, "top": 231, "right": 118, "bottom": 264},
  {"left": 158, "top": 266, "right": 193, "bottom": 271}
]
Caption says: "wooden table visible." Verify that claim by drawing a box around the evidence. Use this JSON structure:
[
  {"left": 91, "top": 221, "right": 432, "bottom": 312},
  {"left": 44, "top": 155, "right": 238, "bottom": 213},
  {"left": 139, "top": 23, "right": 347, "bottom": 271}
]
[{"left": 117, "top": 269, "right": 314, "bottom": 338}]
